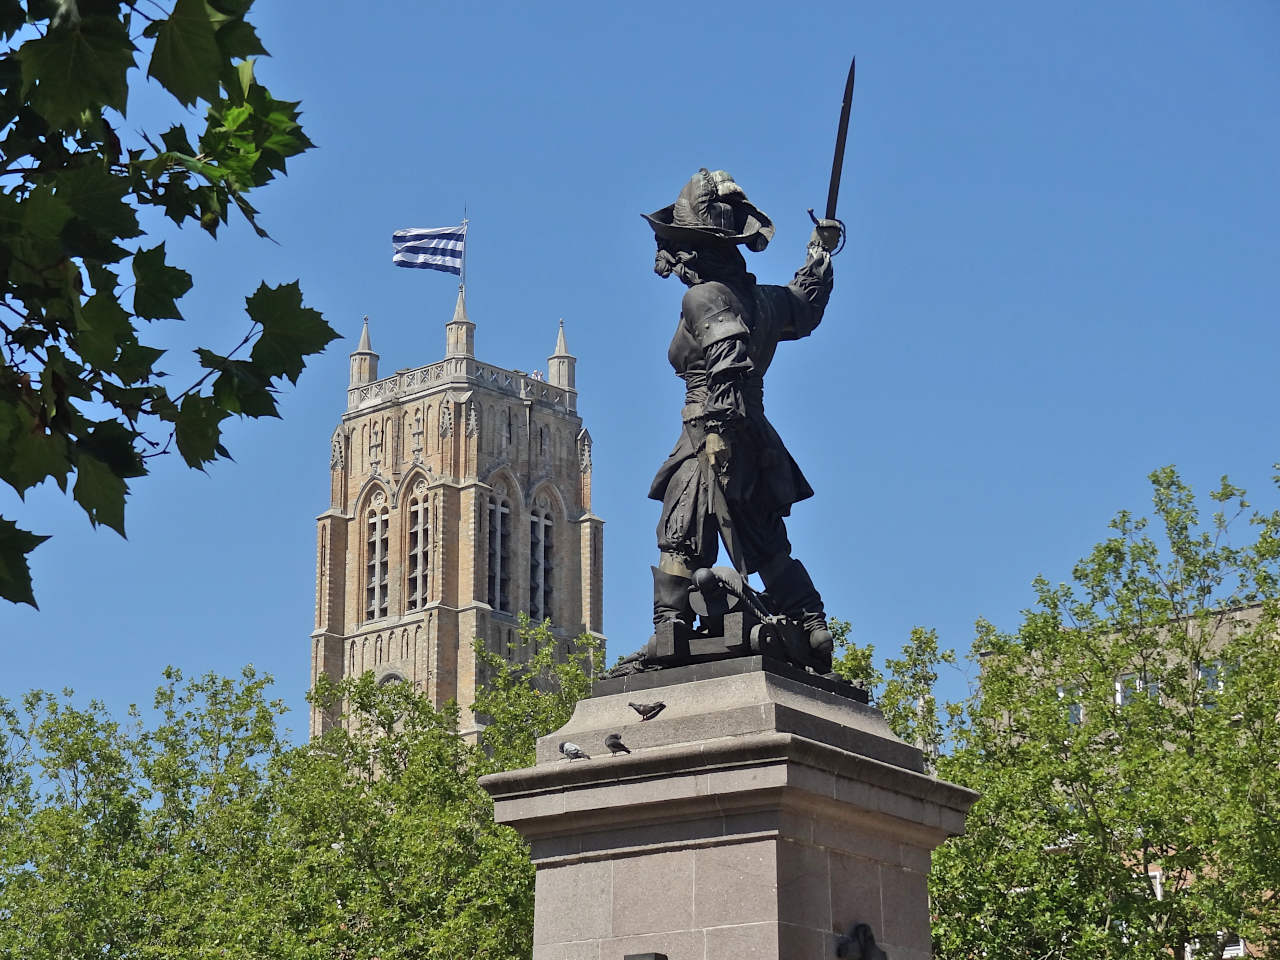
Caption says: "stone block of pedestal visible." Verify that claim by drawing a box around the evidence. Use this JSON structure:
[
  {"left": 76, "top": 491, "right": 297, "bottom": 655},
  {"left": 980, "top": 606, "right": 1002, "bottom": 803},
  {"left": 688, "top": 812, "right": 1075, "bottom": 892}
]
[{"left": 479, "top": 657, "right": 977, "bottom": 960}]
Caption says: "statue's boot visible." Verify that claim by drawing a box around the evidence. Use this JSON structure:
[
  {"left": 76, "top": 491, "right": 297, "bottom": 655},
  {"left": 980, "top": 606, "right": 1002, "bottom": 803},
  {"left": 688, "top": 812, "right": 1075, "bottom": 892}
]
[
  {"left": 652, "top": 566, "right": 695, "bottom": 630},
  {"left": 762, "top": 558, "right": 833, "bottom": 654}
]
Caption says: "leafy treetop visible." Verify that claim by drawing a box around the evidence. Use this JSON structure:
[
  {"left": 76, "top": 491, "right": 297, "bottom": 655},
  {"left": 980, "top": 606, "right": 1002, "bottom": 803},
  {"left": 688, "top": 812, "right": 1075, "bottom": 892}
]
[
  {"left": 930, "top": 467, "right": 1280, "bottom": 960},
  {"left": 835, "top": 467, "right": 1280, "bottom": 958},
  {"left": 0, "top": 617, "right": 598, "bottom": 959},
  {"left": 0, "top": 0, "right": 338, "bottom": 608}
]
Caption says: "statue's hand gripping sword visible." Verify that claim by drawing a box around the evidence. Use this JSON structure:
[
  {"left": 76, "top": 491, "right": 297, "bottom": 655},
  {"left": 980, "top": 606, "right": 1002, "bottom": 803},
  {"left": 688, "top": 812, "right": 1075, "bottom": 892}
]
[{"left": 808, "top": 56, "right": 855, "bottom": 256}]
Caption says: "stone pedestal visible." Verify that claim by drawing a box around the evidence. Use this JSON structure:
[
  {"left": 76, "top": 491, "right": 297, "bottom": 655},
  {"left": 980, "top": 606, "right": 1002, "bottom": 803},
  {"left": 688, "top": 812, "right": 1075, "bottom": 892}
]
[{"left": 480, "top": 658, "right": 977, "bottom": 960}]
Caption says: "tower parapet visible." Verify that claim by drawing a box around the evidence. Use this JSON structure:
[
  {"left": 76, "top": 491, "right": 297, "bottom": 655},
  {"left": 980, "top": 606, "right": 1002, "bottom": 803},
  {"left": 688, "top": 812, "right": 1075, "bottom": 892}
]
[{"left": 347, "top": 358, "right": 575, "bottom": 414}]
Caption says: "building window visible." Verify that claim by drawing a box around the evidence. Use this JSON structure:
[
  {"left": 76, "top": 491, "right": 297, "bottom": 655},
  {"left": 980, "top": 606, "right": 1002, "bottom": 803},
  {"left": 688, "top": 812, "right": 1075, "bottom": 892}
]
[
  {"left": 1199, "top": 660, "right": 1222, "bottom": 709},
  {"left": 1147, "top": 868, "right": 1163, "bottom": 901},
  {"left": 406, "top": 494, "right": 429, "bottom": 612},
  {"left": 1186, "top": 934, "right": 1246, "bottom": 959},
  {"left": 1116, "top": 673, "right": 1138, "bottom": 706},
  {"left": 365, "top": 502, "right": 390, "bottom": 620},
  {"left": 529, "top": 509, "right": 554, "bottom": 623},
  {"left": 1143, "top": 672, "right": 1162, "bottom": 703},
  {"left": 1057, "top": 684, "right": 1083, "bottom": 725},
  {"left": 487, "top": 495, "right": 511, "bottom": 612}
]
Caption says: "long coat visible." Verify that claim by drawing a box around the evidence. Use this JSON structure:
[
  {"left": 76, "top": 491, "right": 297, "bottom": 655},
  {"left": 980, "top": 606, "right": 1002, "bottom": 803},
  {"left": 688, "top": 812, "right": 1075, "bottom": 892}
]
[{"left": 649, "top": 251, "right": 833, "bottom": 570}]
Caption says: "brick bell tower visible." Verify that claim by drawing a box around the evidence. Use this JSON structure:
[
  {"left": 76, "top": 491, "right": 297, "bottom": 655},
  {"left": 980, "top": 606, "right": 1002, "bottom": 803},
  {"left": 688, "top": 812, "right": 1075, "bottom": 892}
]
[{"left": 309, "top": 290, "right": 604, "bottom": 735}]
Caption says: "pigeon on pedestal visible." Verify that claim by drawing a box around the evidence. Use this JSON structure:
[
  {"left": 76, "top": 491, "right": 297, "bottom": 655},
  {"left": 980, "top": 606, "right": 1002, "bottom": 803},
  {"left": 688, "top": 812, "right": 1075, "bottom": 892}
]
[{"left": 628, "top": 701, "right": 665, "bottom": 721}]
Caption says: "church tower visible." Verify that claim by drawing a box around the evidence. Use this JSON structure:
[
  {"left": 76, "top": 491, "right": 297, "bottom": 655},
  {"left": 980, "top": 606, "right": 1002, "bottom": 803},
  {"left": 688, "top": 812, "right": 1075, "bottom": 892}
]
[{"left": 310, "top": 289, "right": 604, "bottom": 735}]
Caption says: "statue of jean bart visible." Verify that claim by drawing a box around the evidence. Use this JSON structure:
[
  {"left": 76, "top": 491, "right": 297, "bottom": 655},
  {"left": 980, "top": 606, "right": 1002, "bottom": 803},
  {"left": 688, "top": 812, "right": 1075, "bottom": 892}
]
[{"left": 610, "top": 168, "right": 843, "bottom": 678}]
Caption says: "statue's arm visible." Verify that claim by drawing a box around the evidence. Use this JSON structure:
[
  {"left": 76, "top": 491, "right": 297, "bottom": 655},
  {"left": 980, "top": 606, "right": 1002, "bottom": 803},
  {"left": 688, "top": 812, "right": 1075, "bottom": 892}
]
[
  {"left": 683, "top": 284, "right": 752, "bottom": 432},
  {"left": 780, "top": 246, "right": 834, "bottom": 341},
  {"left": 703, "top": 337, "right": 751, "bottom": 430}
]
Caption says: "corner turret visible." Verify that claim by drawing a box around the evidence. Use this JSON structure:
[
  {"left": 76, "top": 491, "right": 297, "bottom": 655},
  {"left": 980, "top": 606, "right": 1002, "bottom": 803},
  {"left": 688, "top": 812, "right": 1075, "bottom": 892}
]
[
  {"left": 548, "top": 319, "right": 576, "bottom": 391},
  {"left": 445, "top": 285, "right": 475, "bottom": 358},
  {"left": 349, "top": 317, "right": 379, "bottom": 386}
]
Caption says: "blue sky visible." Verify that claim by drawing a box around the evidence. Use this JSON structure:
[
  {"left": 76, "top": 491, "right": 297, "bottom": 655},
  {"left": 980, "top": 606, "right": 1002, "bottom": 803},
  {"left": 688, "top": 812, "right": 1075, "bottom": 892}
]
[{"left": 3, "top": 1, "right": 1278, "bottom": 737}]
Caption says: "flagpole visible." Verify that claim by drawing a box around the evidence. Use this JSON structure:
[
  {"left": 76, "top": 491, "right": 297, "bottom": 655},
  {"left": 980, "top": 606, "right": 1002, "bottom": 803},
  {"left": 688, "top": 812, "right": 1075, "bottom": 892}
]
[{"left": 460, "top": 208, "right": 469, "bottom": 292}]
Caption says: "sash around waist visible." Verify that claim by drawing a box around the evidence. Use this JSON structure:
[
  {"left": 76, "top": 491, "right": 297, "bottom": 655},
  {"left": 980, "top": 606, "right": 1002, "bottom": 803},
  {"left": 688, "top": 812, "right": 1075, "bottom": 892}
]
[{"left": 681, "top": 380, "right": 765, "bottom": 422}]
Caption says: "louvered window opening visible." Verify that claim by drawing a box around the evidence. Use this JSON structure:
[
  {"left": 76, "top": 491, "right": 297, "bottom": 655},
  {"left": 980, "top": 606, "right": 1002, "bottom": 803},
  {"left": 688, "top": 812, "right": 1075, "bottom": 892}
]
[
  {"left": 366, "top": 507, "right": 389, "bottom": 620},
  {"left": 406, "top": 497, "right": 429, "bottom": 611},
  {"left": 488, "top": 497, "right": 511, "bottom": 612},
  {"left": 529, "top": 511, "right": 554, "bottom": 623}
]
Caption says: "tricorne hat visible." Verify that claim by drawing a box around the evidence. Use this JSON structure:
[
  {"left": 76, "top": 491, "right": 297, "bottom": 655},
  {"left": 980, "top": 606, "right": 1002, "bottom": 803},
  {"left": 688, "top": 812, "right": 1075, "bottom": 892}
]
[{"left": 642, "top": 168, "right": 774, "bottom": 252}]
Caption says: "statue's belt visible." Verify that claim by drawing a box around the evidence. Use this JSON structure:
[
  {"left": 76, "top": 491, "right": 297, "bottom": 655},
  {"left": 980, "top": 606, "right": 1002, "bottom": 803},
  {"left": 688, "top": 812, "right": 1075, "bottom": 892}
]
[{"left": 681, "top": 400, "right": 765, "bottom": 424}]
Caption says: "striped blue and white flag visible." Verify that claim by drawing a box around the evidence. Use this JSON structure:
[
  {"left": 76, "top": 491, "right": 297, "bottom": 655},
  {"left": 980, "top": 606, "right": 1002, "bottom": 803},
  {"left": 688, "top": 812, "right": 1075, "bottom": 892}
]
[{"left": 391, "top": 223, "right": 467, "bottom": 274}]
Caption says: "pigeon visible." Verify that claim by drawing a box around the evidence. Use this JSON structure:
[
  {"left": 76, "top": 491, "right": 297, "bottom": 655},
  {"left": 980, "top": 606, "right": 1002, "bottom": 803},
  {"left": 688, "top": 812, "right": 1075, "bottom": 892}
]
[
  {"left": 604, "top": 733, "right": 630, "bottom": 755},
  {"left": 558, "top": 741, "right": 590, "bottom": 760},
  {"left": 628, "top": 700, "right": 666, "bottom": 721}
]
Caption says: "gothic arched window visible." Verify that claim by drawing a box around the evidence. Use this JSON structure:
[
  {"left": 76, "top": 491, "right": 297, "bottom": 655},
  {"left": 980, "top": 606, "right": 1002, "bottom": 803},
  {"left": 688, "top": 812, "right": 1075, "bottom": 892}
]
[
  {"left": 406, "top": 484, "right": 430, "bottom": 612},
  {"left": 487, "top": 492, "right": 511, "bottom": 613},
  {"left": 365, "top": 495, "right": 390, "bottom": 621},
  {"left": 529, "top": 505, "right": 554, "bottom": 624}
]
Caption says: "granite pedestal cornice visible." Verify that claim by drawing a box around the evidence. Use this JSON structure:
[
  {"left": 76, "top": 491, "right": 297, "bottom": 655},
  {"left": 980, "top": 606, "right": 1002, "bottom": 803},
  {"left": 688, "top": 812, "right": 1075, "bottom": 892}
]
[
  {"left": 485, "top": 728, "right": 974, "bottom": 852},
  {"left": 481, "top": 663, "right": 978, "bottom": 852},
  {"left": 533, "top": 658, "right": 917, "bottom": 768}
]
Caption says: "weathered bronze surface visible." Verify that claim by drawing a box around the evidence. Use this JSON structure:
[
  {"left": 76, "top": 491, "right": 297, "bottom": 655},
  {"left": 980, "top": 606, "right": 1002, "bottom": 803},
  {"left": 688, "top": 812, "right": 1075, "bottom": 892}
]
[{"left": 609, "top": 169, "right": 845, "bottom": 680}]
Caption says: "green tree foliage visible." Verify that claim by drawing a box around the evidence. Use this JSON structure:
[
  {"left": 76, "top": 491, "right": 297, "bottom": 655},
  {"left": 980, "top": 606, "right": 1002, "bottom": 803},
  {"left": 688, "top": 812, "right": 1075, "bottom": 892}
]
[
  {"left": 0, "top": 0, "right": 337, "bottom": 607},
  {"left": 472, "top": 613, "right": 603, "bottom": 772},
  {"left": 0, "top": 666, "right": 287, "bottom": 957},
  {"left": 877, "top": 626, "right": 956, "bottom": 771},
  {"left": 275, "top": 673, "right": 531, "bottom": 960},
  {"left": 832, "top": 616, "right": 959, "bottom": 772},
  {"left": 829, "top": 614, "right": 881, "bottom": 690},
  {"left": 0, "top": 619, "right": 597, "bottom": 959},
  {"left": 931, "top": 467, "right": 1280, "bottom": 960}
]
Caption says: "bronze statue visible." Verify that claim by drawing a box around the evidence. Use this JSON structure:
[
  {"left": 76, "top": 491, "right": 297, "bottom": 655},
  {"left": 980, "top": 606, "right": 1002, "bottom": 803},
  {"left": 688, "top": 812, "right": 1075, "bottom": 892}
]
[{"left": 611, "top": 169, "right": 843, "bottom": 677}]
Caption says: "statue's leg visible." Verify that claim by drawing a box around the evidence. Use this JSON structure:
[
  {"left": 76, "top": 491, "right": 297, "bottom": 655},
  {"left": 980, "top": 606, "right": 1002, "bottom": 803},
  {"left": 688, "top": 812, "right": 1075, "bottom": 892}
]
[
  {"left": 758, "top": 546, "right": 833, "bottom": 656},
  {"left": 653, "top": 458, "right": 716, "bottom": 629},
  {"left": 652, "top": 559, "right": 693, "bottom": 628}
]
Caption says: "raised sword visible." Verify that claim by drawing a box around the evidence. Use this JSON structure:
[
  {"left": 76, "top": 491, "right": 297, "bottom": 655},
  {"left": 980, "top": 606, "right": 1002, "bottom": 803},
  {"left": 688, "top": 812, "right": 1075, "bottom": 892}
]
[{"left": 808, "top": 56, "right": 855, "bottom": 254}]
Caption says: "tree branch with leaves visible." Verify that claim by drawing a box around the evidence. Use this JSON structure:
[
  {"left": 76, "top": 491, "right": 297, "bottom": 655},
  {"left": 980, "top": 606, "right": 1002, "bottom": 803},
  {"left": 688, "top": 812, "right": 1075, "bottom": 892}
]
[{"left": 0, "top": 0, "right": 337, "bottom": 607}]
